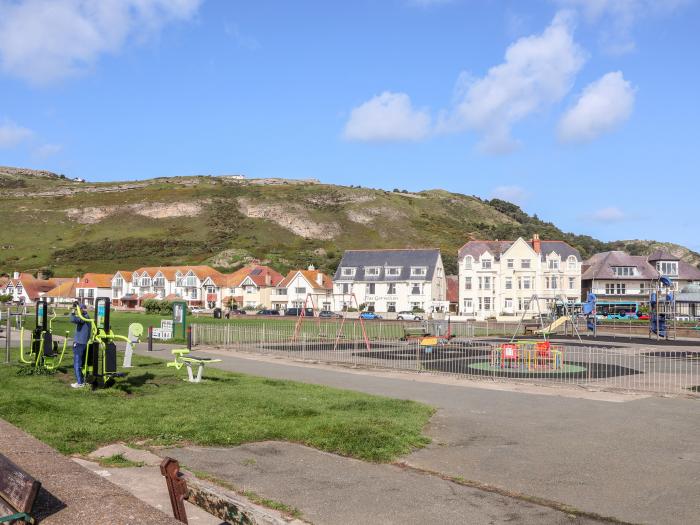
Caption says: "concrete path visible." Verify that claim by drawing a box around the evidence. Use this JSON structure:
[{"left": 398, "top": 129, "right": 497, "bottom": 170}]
[
  {"left": 163, "top": 442, "right": 597, "bottom": 525},
  {"left": 137, "top": 346, "right": 700, "bottom": 525}
]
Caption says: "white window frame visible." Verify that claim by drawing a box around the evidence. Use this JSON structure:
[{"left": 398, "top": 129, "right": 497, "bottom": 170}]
[
  {"left": 386, "top": 266, "right": 401, "bottom": 276},
  {"left": 341, "top": 267, "right": 356, "bottom": 277},
  {"left": 365, "top": 267, "right": 380, "bottom": 276},
  {"left": 410, "top": 266, "right": 427, "bottom": 277}
]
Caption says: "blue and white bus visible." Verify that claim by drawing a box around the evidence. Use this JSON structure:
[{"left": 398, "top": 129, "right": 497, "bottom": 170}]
[{"left": 596, "top": 301, "right": 639, "bottom": 319}]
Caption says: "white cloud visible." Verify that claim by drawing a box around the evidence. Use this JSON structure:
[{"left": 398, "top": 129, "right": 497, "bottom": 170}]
[
  {"left": 343, "top": 91, "right": 431, "bottom": 143},
  {"left": 440, "top": 11, "right": 586, "bottom": 154},
  {"left": 34, "top": 143, "right": 63, "bottom": 158},
  {"left": 0, "top": 120, "right": 33, "bottom": 148},
  {"left": 0, "top": 0, "right": 204, "bottom": 85},
  {"left": 555, "top": 0, "right": 690, "bottom": 54},
  {"left": 590, "top": 206, "right": 627, "bottom": 222},
  {"left": 558, "top": 71, "right": 635, "bottom": 143},
  {"left": 491, "top": 185, "right": 529, "bottom": 204}
]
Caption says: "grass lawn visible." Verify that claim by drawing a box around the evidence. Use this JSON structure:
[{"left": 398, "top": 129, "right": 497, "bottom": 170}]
[{"left": 0, "top": 350, "right": 433, "bottom": 462}]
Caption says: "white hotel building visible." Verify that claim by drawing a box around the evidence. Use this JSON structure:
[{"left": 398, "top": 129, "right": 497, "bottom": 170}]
[
  {"left": 332, "top": 249, "right": 448, "bottom": 313},
  {"left": 458, "top": 235, "right": 582, "bottom": 320}
]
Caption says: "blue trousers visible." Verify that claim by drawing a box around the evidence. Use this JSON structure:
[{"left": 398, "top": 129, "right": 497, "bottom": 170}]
[{"left": 73, "top": 343, "right": 87, "bottom": 384}]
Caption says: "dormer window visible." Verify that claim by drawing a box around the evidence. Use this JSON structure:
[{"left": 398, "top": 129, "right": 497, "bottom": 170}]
[
  {"left": 657, "top": 261, "right": 678, "bottom": 276},
  {"left": 153, "top": 277, "right": 165, "bottom": 288},
  {"left": 548, "top": 259, "right": 559, "bottom": 270},
  {"left": 185, "top": 275, "right": 197, "bottom": 287},
  {"left": 411, "top": 266, "right": 427, "bottom": 277},
  {"left": 464, "top": 256, "right": 473, "bottom": 270},
  {"left": 365, "top": 267, "right": 380, "bottom": 276},
  {"left": 567, "top": 256, "right": 577, "bottom": 269},
  {"left": 341, "top": 267, "right": 356, "bottom": 277},
  {"left": 481, "top": 259, "right": 492, "bottom": 270},
  {"left": 386, "top": 266, "right": 401, "bottom": 276},
  {"left": 612, "top": 266, "right": 635, "bottom": 277}
]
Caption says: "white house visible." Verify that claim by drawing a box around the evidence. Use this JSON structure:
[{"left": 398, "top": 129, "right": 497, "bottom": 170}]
[
  {"left": 332, "top": 249, "right": 447, "bottom": 314},
  {"left": 273, "top": 266, "right": 333, "bottom": 311},
  {"left": 1, "top": 272, "right": 70, "bottom": 304},
  {"left": 75, "top": 273, "right": 113, "bottom": 306},
  {"left": 458, "top": 235, "right": 582, "bottom": 320},
  {"left": 220, "top": 264, "right": 285, "bottom": 310}
]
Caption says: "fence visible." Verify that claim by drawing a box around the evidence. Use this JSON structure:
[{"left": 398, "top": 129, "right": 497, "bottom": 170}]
[{"left": 191, "top": 322, "right": 700, "bottom": 397}]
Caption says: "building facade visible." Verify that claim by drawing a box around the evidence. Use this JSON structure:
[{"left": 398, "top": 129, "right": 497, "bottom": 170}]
[
  {"left": 332, "top": 249, "right": 447, "bottom": 313},
  {"left": 75, "top": 273, "right": 113, "bottom": 306},
  {"left": 458, "top": 235, "right": 582, "bottom": 320},
  {"left": 273, "top": 266, "right": 333, "bottom": 311}
]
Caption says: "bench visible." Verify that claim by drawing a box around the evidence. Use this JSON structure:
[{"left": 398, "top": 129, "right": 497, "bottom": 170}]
[
  {"left": 402, "top": 326, "right": 429, "bottom": 340},
  {"left": 0, "top": 453, "right": 41, "bottom": 524},
  {"left": 523, "top": 324, "right": 540, "bottom": 335},
  {"left": 166, "top": 349, "right": 222, "bottom": 383}
]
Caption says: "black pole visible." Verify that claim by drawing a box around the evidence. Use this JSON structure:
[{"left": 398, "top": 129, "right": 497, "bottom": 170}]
[
  {"left": 187, "top": 326, "right": 192, "bottom": 350},
  {"left": 148, "top": 326, "right": 153, "bottom": 352}
]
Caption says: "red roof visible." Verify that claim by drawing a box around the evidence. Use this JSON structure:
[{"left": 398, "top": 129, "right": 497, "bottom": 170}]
[
  {"left": 279, "top": 269, "right": 333, "bottom": 290},
  {"left": 75, "top": 273, "right": 113, "bottom": 288}
]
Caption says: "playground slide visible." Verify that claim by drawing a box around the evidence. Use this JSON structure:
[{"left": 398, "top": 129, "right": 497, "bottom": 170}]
[{"left": 535, "top": 315, "right": 569, "bottom": 335}]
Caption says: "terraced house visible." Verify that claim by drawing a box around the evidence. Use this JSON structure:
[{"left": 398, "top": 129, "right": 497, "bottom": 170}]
[
  {"left": 75, "top": 273, "right": 113, "bottom": 306},
  {"left": 458, "top": 235, "right": 582, "bottom": 320},
  {"left": 332, "top": 249, "right": 447, "bottom": 314},
  {"left": 273, "top": 266, "right": 333, "bottom": 311},
  {"left": 221, "top": 264, "right": 284, "bottom": 310},
  {"left": 1, "top": 272, "right": 72, "bottom": 304},
  {"left": 127, "top": 266, "right": 226, "bottom": 307}
]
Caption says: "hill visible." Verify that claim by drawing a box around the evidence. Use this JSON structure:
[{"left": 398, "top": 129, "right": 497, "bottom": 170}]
[{"left": 1, "top": 168, "right": 698, "bottom": 277}]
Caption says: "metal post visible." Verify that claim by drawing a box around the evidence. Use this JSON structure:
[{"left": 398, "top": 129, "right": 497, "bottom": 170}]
[
  {"left": 160, "top": 458, "right": 189, "bottom": 523},
  {"left": 4, "top": 310, "right": 10, "bottom": 363},
  {"left": 148, "top": 326, "right": 153, "bottom": 352},
  {"left": 187, "top": 326, "right": 192, "bottom": 350}
]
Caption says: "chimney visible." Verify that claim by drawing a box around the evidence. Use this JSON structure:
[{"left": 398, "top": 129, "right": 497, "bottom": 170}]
[
  {"left": 13, "top": 271, "right": 19, "bottom": 280},
  {"left": 308, "top": 264, "right": 315, "bottom": 271},
  {"left": 532, "top": 233, "right": 541, "bottom": 253}
]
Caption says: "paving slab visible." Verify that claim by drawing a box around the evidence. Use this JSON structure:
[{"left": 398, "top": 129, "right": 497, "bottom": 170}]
[{"left": 163, "top": 441, "right": 599, "bottom": 525}]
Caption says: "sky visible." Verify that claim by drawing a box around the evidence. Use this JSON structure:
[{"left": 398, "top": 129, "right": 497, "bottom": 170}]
[{"left": 1, "top": 0, "right": 699, "bottom": 249}]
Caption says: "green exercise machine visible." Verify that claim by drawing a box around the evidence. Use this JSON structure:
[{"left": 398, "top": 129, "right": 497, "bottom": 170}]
[
  {"left": 74, "top": 297, "right": 142, "bottom": 388},
  {"left": 167, "top": 348, "right": 221, "bottom": 383},
  {"left": 19, "top": 298, "right": 69, "bottom": 370}
]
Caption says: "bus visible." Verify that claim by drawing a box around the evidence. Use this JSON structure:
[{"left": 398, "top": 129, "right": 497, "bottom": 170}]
[{"left": 595, "top": 302, "right": 639, "bottom": 319}]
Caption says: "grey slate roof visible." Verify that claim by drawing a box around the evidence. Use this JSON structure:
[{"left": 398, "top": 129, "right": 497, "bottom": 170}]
[
  {"left": 581, "top": 251, "right": 700, "bottom": 281},
  {"left": 334, "top": 249, "right": 441, "bottom": 282},
  {"left": 457, "top": 238, "right": 581, "bottom": 262},
  {"left": 647, "top": 249, "right": 680, "bottom": 262}
]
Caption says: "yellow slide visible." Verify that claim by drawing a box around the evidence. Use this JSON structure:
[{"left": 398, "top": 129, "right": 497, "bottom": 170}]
[{"left": 535, "top": 315, "right": 570, "bottom": 335}]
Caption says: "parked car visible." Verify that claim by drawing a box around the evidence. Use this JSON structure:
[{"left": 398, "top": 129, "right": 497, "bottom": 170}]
[
  {"left": 319, "top": 310, "right": 342, "bottom": 319},
  {"left": 225, "top": 309, "right": 246, "bottom": 318},
  {"left": 284, "top": 307, "right": 315, "bottom": 317},
  {"left": 359, "top": 312, "right": 382, "bottom": 320},
  {"left": 190, "top": 307, "right": 207, "bottom": 314},
  {"left": 256, "top": 309, "right": 280, "bottom": 316},
  {"left": 396, "top": 310, "right": 422, "bottom": 321}
]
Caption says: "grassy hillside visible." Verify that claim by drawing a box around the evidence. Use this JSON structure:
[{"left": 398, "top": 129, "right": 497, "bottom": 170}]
[{"left": 1, "top": 167, "right": 698, "bottom": 277}]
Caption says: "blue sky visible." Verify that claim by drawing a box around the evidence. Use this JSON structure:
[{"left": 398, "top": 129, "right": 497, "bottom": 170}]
[{"left": 1, "top": 0, "right": 699, "bottom": 249}]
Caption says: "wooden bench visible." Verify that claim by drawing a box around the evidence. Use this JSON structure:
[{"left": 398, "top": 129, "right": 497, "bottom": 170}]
[
  {"left": 402, "top": 326, "right": 429, "bottom": 340},
  {"left": 0, "top": 453, "right": 41, "bottom": 524},
  {"left": 523, "top": 324, "right": 540, "bottom": 335}
]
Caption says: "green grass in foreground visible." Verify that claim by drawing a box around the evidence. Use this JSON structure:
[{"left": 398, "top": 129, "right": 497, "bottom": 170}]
[
  {"left": 0, "top": 351, "right": 433, "bottom": 462},
  {"left": 97, "top": 453, "right": 145, "bottom": 468}
]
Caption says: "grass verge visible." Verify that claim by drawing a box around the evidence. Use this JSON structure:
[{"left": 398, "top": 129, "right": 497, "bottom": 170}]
[
  {"left": 96, "top": 453, "right": 145, "bottom": 468},
  {"left": 0, "top": 351, "right": 433, "bottom": 462}
]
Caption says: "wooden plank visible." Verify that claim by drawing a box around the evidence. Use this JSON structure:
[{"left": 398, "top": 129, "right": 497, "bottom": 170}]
[{"left": 0, "top": 453, "right": 41, "bottom": 513}]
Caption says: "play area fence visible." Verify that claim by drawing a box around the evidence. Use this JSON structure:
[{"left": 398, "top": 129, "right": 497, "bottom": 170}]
[{"left": 191, "top": 322, "right": 699, "bottom": 397}]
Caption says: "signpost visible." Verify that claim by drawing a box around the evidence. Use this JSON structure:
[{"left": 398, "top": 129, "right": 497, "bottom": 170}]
[{"left": 172, "top": 301, "right": 187, "bottom": 340}]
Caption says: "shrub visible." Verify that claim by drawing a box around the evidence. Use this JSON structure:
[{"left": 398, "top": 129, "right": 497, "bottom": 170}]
[
  {"left": 411, "top": 307, "right": 425, "bottom": 313},
  {"left": 142, "top": 299, "right": 161, "bottom": 314},
  {"left": 242, "top": 305, "right": 256, "bottom": 311},
  {"left": 0, "top": 294, "right": 12, "bottom": 303}
]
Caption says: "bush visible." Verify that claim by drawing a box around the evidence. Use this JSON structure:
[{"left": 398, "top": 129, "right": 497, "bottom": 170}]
[
  {"left": 411, "top": 307, "right": 425, "bottom": 313},
  {"left": 142, "top": 299, "right": 173, "bottom": 315},
  {"left": 0, "top": 294, "right": 12, "bottom": 303},
  {"left": 242, "top": 305, "right": 256, "bottom": 311},
  {"left": 159, "top": 300, "right": 173, "bottom": 315}
]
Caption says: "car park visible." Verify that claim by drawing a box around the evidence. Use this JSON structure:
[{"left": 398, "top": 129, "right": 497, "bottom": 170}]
[
  {"left": 396, "top": 310, "right": 422, "bottom": 321},
  {"left": 359, "top": 312, "right": 382, "bottom": 320},
  {"left": 319, "top": 310, "right": 342, "bottom": 319}
]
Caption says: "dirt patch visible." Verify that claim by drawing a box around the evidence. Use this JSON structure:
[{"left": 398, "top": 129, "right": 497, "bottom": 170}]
[
  {"left": 237, "top": 198, "right": 340, "bottom": 240},
  {"left": 346, "top": 206, "right": 407, "bottom": 225}
]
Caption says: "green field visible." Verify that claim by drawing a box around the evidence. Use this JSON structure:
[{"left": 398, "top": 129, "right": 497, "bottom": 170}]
[{"left": 0, "top": 350, "right": 433, "bottom": 462}]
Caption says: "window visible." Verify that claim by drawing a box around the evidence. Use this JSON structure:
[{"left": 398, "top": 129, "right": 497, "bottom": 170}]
[
  {"left": 411, "top": 267, "right": 427, "bottom": 277},
  {"left": 191, "top": 289, "right": 198, "bottom": 299},
  {"left": 521, "top": 259, "right": 531, "bottom": 269},
  {"left": 87, "top": 289, "right": 94, "bottom": 298},
  {"left": 463, "top": 298, "right": 473, "bottom": 310},
  {"left": 522, "top": 276, "right": 531, "bottom": 289},
  {"left": 153, "top": 277, "right": 165, "bottom": 288},
  {"left": 657, "top": 261, "right": 678, "bottom": 276},
  {"left": 545, "top": 277, "right": 550, "bottom": 289},
  {"left": 569, "top": 277, "right": 575, "bottom": 289},
  {"left": 341, "top": 267, "right": 356, "bottom": 277},
  {"left": 140, "top": 277, "right": 151, "bottom": 287},
  {"left": 387, "top": 283, "right": 396, "bottom": 294},
  {"left": 386, "top": 267, "right": 401, "bottom": 276},
  {"left": 551, "top": 276, "right": 558, "bottom": 289},
  {"left": 411, "top": 284, "right": 421, "bottom": 295},
  {"left": 483, "top": 297, "right": 491, "bottom": 311},
  {"left": 504, "top": 298, "right": 513, "bottom": 310},
  {"left": 568, "top": 256, "right": 577, "bottom": 269},
  {"left": 548, "top": 259, "right": 559, "bottom": 270},
  {"left": 640, "top": 282, "right": 646, "bottom": 294},
  {"left": 185, "top": 276, "right": 197, "bottom": 287},
  {"left": 366, "top": 283, "right": 375, "bottom": 294},
  {"left": 507, "top": 259, "right": 514, "bottom": 269},
  {"left": 341, "top": 283, "right": 350, "bottom": 294},
  {"left": 605, "top": 283, "right": 626, "bottom": 295},
  {"left": 277, "top": 288, "right": 288, "bottom": 295},
  {"left": 366, "top": 302, "right": 375, "bottom": 312},
  {"left": 505, "top": 277, "right": 512, "bottom": 290},
  {"left": 365, "top": 267, "right": 380, "bottom": 276},
  {"left": 206, "top": 286, "right": 216, "bottom": 294},
  {"left": 464, "top": 256, "right": 473, "bottom": 270},
  {"left": 295, "top": 287, "right": 306, "bottom": 294},
  {"left": 481, "top": 259, "right": 492, "bottom": 270},
  {"left": 483, "top": 276, "right": 491, "bottom": 290},
  {"left": 612, "top": 267, "right": 635, "bottom": 277},
  {"left": 114, "top": 278, "right": 123, "bottom": 288},
  {"left": 464, "top": 277, "right": 472, "bottom": 290},
  {"left": 387, "top": 302, "right": 396, "bottom": 312}
]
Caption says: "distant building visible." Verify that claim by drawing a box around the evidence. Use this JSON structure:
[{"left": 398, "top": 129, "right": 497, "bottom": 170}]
[
  {"left": 75, "top": 273, "right": 113, "bottom": 306},
  {"left": 446, "top": 275, "right": 459, "bottom": 313},
  {"left": 274, "top": 266, "right": 333, "bottom": 311},
  {"left": 458, "top": 235, "right": 582, "bottom": 320},
  {"left": 332, "top": 249, "right": 447, "bottom": 313},
  {"left": 581, "top": 249, "right": 700, "bottom": 302},
  {"left": 1, "top": 272, "right": 72, "bottom": 303},
  {"left": 220, "top": 264, "right": 284, "bottom": 310}
]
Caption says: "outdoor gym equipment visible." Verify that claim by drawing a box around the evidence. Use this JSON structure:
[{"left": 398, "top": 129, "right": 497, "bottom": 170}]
[
  {"left": 19, "top": 298, "right": 69, "bottom": 370},
  {"left": 74, "top": 297, "right": 140, "bottom": 388},
  {"left": 166, "top": 348, "right": 221, "bottom": 383}
]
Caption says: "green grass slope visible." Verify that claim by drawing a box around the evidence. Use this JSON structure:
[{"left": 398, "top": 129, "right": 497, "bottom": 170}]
[{"left": 1, "top": 168, "right": 698, "bottom": 276}]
